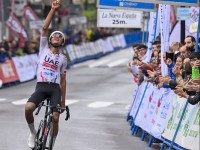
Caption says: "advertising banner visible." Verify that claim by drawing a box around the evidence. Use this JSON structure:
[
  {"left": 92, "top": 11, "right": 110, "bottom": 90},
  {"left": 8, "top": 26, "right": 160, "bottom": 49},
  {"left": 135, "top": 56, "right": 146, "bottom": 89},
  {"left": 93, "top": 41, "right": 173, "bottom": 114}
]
[
  {"left": 177, "top": 7, "right": 190, "bottom": 20},
  {"left": 150, "top": 89, "right": 175, "bottom": 139},
  {"left": 159, "top": 4, "right": 170, "bottom": 76},
  {"left": 0, "top": 59, "right": 19, "bottom": 84},
  {"left": 161, "top": 96, "right": 187, "bottom": 142},
  {"left": 129, "top": 82, "right": 147, "bottom": 118},
  {"left": 145, "top": 11, "right": 160, "bottom": 63},
  {"left": 97, "top": 9, "right": 142, "bottom": 28},
  {"left": 185, "top": 7, "right": 199, "bottom": 37},
  {"left": 135, "top": 85, "right": 163, "bottom": 133},
  {"left": 12, "top": 55, "right": 36, "bottom": 82},
  {"left": 174, "top": 103, "right": 200, "bottom": 150},
  {"left": 97, "top": 0, "right": 155, "bottom": 11}
]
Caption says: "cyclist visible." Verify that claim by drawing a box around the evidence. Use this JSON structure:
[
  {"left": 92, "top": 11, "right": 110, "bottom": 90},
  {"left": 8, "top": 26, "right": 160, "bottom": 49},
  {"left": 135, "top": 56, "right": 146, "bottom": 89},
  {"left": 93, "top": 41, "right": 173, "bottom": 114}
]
[{"left": 25, "top": 0, "right": 68, "bottom": 148}]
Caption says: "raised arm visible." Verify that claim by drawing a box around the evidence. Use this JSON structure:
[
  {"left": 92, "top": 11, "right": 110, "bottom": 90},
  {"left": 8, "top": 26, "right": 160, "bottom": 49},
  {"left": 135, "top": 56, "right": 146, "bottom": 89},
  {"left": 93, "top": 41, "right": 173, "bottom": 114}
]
[{"left": 42, "top": 0, "right": 61, "bottom": 36}]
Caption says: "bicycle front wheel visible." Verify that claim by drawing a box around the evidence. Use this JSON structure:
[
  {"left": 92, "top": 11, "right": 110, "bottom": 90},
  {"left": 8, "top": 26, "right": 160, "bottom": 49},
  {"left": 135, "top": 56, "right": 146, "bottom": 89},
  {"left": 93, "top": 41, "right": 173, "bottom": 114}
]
[
  {"left": 35, "top": 120, "right": 44, "bottom": 150},
  {"left": 42, "top": 122, "right": 54, "bottom": 150}
]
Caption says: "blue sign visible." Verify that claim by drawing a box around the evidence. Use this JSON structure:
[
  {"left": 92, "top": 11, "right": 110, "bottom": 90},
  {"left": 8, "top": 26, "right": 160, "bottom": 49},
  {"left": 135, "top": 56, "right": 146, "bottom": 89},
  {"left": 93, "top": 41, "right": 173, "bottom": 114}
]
[
  {"left": 97, "top": 0, "right": 155, "bottom": 11},
  {"left": 157, "top": 0, "right": 199, "bottom": 6},
  {"left": 127, "top": 0, "right": 199, "bottom": 6}
]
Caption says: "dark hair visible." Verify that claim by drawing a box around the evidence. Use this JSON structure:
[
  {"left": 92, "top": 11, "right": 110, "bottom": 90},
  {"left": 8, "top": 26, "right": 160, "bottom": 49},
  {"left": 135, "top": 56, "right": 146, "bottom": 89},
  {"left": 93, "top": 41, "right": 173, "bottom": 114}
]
[
  {"left": 177, "top": 55, "right": 185, "bottom": 62},
  {"left": 132, "top": 44, "right": 139, "bottom": 48},
  {"left": 137, "top": 44, "right": 147, "bottom": 50},
  {"left": 184, "top": 62, "right": 192, "bottom": 75},
  {"left": 185, "top": 35, "right": 196, "bottom": 42},
  {"left": 166, "top": 52, "right": 174, "bottom": 61},
  {"left": 190, "top": 52, "right": 200, "bottom": 60}
]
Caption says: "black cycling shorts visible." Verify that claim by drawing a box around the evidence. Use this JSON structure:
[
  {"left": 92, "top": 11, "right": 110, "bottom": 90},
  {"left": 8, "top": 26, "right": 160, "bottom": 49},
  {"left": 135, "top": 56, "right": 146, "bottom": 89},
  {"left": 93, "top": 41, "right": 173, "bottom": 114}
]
[{"left": 28, "top": 82, "right": 61, "bottom": 113}]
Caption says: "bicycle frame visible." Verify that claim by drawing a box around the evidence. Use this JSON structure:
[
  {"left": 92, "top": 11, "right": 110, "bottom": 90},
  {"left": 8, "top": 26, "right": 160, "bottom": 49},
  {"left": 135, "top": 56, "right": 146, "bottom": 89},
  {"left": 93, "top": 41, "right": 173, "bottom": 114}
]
[{"left": 35, "top": 99, "right": 54, "bottom": 150}]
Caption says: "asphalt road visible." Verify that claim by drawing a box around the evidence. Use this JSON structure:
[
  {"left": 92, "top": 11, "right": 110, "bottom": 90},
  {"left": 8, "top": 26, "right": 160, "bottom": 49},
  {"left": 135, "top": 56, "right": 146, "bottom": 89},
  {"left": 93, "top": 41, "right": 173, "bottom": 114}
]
[{"left": 0, "top": 48, "right": 160, "bottom": 150}]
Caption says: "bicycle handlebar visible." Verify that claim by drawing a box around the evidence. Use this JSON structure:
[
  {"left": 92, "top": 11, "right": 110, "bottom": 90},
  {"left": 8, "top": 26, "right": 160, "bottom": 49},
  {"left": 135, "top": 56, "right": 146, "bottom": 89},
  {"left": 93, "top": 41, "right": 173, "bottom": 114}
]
[
  {"left": 35, "top": 102, "right": 70, "bottom": 121},
  {"left": 65, "top": 106, "right": 70, "bottom": 121}
]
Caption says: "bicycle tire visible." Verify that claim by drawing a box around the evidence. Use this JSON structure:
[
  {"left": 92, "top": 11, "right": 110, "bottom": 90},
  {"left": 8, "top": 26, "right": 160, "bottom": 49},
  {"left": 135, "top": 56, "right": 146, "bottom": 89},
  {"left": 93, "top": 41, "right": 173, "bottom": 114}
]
[
  {"left": 42, "top": 121, "right": 54, "bottom": 150},
  {"left": 35, "top": 120, "right": 44, "bottom": 150}
]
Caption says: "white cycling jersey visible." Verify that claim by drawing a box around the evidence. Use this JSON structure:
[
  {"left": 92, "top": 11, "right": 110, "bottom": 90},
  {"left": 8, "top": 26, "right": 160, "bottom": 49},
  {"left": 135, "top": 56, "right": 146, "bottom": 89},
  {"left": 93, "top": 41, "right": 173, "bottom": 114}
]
[{"left": 36, "top": 36, "right": 67, "bottom": 84}]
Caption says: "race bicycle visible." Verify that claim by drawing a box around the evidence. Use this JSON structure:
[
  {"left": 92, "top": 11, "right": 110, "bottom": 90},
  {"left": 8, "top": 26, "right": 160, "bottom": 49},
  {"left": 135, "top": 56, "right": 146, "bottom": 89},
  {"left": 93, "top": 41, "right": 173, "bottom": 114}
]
[{"left": 33, "top": 98, "right": 70, "bottom": 150}]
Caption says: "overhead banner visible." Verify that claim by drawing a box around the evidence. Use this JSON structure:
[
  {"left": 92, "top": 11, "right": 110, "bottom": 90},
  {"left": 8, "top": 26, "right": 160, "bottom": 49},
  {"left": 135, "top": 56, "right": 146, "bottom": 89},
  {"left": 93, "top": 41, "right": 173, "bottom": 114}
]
[
  {"left": 129, "top": 0, "right": 199, "bottom": 6},
  {"left": 97, "top": 9, "right": 142, "bottom": 28},
  {"left": 97, "top": 0, "right": 156, "bottom": 11}
]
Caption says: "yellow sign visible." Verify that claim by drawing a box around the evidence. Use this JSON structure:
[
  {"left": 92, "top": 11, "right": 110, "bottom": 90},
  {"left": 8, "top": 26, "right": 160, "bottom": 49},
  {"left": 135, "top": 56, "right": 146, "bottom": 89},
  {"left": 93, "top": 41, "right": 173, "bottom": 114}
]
[{"left": 189, "top": 22, "right": 198, "bottom": 33}]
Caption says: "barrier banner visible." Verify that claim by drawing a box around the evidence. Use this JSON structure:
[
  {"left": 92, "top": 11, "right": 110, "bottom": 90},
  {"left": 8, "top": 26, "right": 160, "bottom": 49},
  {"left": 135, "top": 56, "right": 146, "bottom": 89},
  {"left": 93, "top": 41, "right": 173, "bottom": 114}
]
[
  {"left": 135, "top": 84, "right": 162, "bottom": 133},
  {"left": 161, "top": 95, "right": 187, "bottom": 142},
  {"left": 128, "top": 84, "right": 139, "bottom": 113},
  {"left": 102, "top": 38, "right": 114, "bottom": 53},
  {"left": 29, "top": 54, "right": 39, "bottom": 74},
  {"left": 66, "top": 45, "right": 77, "bottom": 63},
  {"left": 129, "top": 82, "right": 147, "bottom": 118},
  {"left": 12, "top": 55, "right": 36, "bottom": 82},
  {"left": 0, "top": 59, "right": 19, "bottom": 84},
  {"left": 150, "top": 89, "right": 175, "bottom": 139},
  {"left": 174, "top": 102, "right": 200, "bottom": 150}
]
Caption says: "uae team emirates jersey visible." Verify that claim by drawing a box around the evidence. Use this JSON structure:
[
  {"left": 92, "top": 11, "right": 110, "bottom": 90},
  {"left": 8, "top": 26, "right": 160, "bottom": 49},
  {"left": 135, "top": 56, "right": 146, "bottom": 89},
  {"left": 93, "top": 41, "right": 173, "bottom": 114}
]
[{"left": 37, "top": 36, "right": 67, "bottom": 84}]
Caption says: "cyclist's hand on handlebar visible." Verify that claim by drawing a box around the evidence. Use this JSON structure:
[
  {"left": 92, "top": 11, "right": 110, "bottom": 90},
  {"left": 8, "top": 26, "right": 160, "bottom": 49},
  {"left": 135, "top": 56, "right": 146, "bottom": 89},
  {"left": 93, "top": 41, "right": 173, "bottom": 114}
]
[
  {"left": 65, "top": 106, "right": 70, "bottom": 121},
  {"left": 60, "top": 102, "right": 65, "bottom": 113}
]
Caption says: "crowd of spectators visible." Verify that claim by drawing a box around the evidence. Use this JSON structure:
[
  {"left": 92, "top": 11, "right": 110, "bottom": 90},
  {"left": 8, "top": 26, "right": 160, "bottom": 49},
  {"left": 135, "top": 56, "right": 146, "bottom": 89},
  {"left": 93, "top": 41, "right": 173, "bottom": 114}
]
[
  {"left": 63, "top": 27, "right": 114, "bottom": 45},
  {"left": 0, "top": 27, "right": 114, "bottom": 63},
  {"left": 0, "top": 36, "right": 39, "bottom": 63},
  {"left": 128, "top": 35, "right": 200, "bottom": 105}
]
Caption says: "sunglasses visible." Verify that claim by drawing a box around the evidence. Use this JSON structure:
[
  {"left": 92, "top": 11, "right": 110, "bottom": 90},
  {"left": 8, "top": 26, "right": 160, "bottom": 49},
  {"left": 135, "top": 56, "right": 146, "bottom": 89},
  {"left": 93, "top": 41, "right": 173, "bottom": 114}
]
[{"left": 51, "top": 33, "right": 63, "bottom": 38}]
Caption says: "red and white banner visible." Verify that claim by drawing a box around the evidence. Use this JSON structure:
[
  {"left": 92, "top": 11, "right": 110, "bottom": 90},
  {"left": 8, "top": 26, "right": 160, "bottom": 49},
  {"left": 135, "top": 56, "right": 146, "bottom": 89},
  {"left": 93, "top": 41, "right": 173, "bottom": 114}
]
[
  {"left": 0, "top": 59, "right": 19, "bottom": 84},
  {"left": 6, "top": 15, "right": 28, "bottom": 40},
  {"left": 23, "top": 6, "right": 38, "bottom": 21}
]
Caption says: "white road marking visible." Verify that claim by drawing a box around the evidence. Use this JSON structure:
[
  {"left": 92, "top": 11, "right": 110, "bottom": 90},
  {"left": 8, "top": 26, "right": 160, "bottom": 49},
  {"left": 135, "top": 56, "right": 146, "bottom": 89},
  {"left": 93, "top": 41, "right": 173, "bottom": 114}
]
[
  {"left": 72, "top": 60, "right": 95, "bottom": 68},
  {"left": 107, "top": 58, "right": 129, "bottom": 67},
  {"left": 0, "top": 98, "right": 6, "bottom": 102},
  {"left": 88, "top": 59, "right": 111, "bottom": 68},
  {"left": 125, "top": 104, "right": 130, "bottom": 110},
  {"left": 65, "top": 100, "right": 79, "bottom": 105},
  {"left": 12, "top": 99, "right": 28, "bottom": 105},
  {"left": 88, "top": 101, "right": 114, "bottom": 108}
]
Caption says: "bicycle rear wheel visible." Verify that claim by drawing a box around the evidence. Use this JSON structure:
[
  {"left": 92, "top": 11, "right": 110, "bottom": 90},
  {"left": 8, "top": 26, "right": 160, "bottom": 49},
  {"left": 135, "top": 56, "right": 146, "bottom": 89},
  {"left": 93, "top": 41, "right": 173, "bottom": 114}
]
[
  {"left": 42, "top": 122, "right": 54, "bottom": 150},
  {"left": 35, "top": 120, "right": 44, "bottom": 150}
]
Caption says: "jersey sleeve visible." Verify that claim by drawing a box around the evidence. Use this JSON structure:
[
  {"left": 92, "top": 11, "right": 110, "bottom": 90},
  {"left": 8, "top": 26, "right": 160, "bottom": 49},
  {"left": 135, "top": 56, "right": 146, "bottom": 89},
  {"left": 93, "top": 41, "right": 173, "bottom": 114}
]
[
  {"left": 60, "top": 56, "right": 68, "bottom": 74},
  {"left": 39, "top": 36, "right": 48, "bottom": 56}
]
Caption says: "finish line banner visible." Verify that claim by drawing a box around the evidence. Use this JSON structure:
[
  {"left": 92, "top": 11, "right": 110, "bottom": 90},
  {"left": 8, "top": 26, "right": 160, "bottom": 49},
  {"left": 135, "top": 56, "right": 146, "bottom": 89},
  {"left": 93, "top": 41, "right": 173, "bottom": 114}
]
[
  {"left": 97, "top": 0, "right": 156, "bottom": 11},
  {"left": 130, "top": 0, "right": 199, "bottom": 6}
]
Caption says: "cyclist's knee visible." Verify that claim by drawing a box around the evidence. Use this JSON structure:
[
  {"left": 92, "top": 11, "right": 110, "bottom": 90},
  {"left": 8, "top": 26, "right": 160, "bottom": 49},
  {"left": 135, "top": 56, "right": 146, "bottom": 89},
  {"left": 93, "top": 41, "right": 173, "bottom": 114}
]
[
  {"left": 53, "top": 112, "right": 60, "bottom": 124},
  {"left": 25, "top": 102, "right": 36, "bottom": 113}
]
